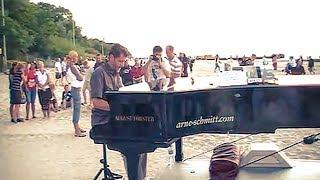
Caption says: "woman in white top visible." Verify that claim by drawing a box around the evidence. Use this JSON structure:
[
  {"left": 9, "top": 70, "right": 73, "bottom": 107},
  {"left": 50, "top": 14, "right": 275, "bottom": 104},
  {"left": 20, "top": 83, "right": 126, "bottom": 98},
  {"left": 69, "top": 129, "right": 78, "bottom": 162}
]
[
  {"left": 36, "top": 61, "right": 51, "bottom": 118},
  {"left": 67, "top": 50, "right": 86, "bottom": 137}
]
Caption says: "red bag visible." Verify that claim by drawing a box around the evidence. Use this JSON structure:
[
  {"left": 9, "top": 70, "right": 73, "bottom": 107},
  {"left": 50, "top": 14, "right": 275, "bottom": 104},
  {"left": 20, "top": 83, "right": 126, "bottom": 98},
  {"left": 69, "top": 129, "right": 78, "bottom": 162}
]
[{"left": 209, "top": 143, "right": 241, "bottom": 180}]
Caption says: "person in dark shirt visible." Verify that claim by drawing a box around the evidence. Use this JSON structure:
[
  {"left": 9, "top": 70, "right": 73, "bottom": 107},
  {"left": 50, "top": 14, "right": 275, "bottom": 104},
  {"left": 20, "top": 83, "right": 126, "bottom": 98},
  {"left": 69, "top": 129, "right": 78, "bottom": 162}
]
[
  {"left": 9, "top": 62, "right": 18, "bottom": 122},
  {"left": 93, "top": 53, "right": 104, "bottom": 70},
  {"left": 214, "top": 54, "right": 221, "bottom": 72},
  {"left": 179, "top": 53, "right": 189, "bottom": 77},
  {"left": 119, "top": 60, "right": 133, "bottom": 86},
  {"left": 9, "top": 63, "right": 26, "bottom": 123},
  {"left": 61, "top": 84, "right": 72, "bottom": 109},
  {"left": 291, "top": 59, "right": 306, "bottom": 75},
  {"left": 189, "top": 58, "right": 195, "bottom": 73},
  {"left": 90, "top": 44, "right": 147, "bottom": 180},
  {"left": 308, "top": 56, "right": 315, "bottom": 74}
]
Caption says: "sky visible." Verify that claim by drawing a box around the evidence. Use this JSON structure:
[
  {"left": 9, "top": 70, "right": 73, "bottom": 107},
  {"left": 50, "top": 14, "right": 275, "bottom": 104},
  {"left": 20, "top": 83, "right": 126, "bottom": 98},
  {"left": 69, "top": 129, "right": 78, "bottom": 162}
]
[{"left": 30, "top": 0, "right": 320, "bottom": 57}]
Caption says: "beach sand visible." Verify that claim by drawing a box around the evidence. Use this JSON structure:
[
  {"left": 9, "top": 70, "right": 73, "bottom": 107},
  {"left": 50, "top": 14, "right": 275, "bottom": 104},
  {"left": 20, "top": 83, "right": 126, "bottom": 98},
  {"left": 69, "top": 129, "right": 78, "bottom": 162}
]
[{"left": 0, "top": 60, "right": 319, "bottom": 180}]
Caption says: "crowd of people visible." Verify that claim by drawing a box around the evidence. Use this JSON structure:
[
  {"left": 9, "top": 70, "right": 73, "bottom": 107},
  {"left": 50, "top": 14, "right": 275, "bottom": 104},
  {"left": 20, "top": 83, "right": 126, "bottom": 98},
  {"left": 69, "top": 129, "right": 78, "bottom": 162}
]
[
  {"left": 284, "top": 55, "right": 316, "bottom": 75},
  {"left": 8, "top": 52, "right": 88, "bottom": 137},
  {"left": 7, "top": 44, "right": 192, "bottom": 137},
  {"left": 211, "top": 53, "right": 317, "bottom": 75}
]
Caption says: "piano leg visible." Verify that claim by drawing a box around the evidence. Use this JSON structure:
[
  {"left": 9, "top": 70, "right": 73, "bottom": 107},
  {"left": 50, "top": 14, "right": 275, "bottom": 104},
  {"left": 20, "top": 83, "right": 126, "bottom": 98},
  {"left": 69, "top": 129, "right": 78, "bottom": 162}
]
[
  {"left": 124, "top": 153, "right": 142, "bottom": 180},
  {"left": 175, "top": 138, "right": 184, "bottom": 162}
]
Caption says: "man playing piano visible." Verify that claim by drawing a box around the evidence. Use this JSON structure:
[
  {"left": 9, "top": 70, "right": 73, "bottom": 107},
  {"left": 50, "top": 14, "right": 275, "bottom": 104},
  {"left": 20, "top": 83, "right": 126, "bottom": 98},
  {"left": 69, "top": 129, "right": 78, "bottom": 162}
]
[{"left": 90, "top": 44, "right": 147, "bottom": 180}]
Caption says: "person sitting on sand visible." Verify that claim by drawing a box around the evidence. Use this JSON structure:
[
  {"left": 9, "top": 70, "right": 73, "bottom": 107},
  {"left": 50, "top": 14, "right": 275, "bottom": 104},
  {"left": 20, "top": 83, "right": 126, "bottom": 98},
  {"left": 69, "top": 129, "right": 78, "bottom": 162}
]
[{"left": 61, "top": 84, "right": 72, "bottom": 109}]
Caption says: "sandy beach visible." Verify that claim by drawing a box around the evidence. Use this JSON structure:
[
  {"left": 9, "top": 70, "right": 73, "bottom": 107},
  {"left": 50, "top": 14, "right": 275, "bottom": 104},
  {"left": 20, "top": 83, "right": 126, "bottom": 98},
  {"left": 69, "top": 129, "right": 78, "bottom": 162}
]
[{"left": 0, "top": 60, "right": 320, "bottom": 180}]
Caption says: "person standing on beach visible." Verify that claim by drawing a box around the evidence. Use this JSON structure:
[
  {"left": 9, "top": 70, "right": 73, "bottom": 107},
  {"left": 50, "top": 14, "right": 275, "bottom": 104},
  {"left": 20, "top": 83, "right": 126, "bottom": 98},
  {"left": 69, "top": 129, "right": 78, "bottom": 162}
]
[
  {"left": 143, "top": 46, "right": 171, "bottom": 91},
  {"left": 249, "top": 54, "right": 257, "bottom": 65},
  {"left": 189, "top": 58, "right": 195, "bottom": 73},
  {"left": 67, "top": 50, "right": 86, "bottom": 137},
  {"left": 9, "top": 63, "right": 26, "bottom": 123},
  {"left": 61, "top": 57, "right": 68, "bottom": 85},
  {"left": 214, "top": 54, "right": 221, "bottom": 72},
  {"left": 119, "top": 60, "right": 133, "bottom": 86},
  {"left": 36, "top": 61, "right": 51, "bottom": 119},
  {"left": 90, "top": 44, "right": 147, "bottom": 180},
  {"left": 9, "top": 62, "right": 18, "bottom": 122},
  {"left": 166, "top": 45, "right": 182, "bottom": 91},
  {"left": 54, "top": 58, "right": 63, "bottom": 86},
  {"left": 179, "top": 53, "right": 189, "bottom": 77},
  {"left": 24, "top": 61, "right": 37, "bottom": 120},
  {"left": 272, "top": 54, "right": 278, "bottom": 70},
  {"left": 130, "top": 58, "right": 145, "bottom": 84},
  {"left": 93, "top": 54, "right": 104, "bottom": 70},
  {"left": 82, "top": 60, "right": 93, "bottom": 105},
  {"left": 308, "top": 56, "right": 315, "bottom": 74}
]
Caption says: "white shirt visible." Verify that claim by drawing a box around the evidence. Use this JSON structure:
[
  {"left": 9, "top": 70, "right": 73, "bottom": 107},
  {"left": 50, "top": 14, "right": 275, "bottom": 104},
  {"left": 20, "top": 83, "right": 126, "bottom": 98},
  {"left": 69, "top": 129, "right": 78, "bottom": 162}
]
[
  {"left": 168, "top": 56, "right": 183, "bottom": 78},
  {"left": 67, "top": 66, "right": 84, "bottom": 88},
  {"left": 84, "top": 67, "right": 94, "bottom": 82},
  {"left": 61, "top": 61, "right": 67, "bottom": 72},
  {"left": 146, "top": 59, "right": 171, "bottom": 82},
  {"left": 289, "top": 59, "right": 297, "bottom": 68},
  {"left": 36, "top": 70, "right": 49, "bottom": 89},
  {"left": 55, "top": 61, "right": 62, "bottom": 73}
]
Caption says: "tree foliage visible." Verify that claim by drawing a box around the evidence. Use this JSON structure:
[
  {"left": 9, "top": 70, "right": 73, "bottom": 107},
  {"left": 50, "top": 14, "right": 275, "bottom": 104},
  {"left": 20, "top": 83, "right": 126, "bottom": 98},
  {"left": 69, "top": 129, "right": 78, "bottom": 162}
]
[{"left": 1, "top": 0, "right": 128, "bottom": 61}]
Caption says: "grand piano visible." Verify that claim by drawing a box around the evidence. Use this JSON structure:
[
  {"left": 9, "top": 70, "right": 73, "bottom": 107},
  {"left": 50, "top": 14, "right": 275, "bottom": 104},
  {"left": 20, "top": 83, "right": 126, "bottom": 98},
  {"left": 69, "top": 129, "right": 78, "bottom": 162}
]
[{"left": 90, "top": 75, "right": 320, "bottom": 180}]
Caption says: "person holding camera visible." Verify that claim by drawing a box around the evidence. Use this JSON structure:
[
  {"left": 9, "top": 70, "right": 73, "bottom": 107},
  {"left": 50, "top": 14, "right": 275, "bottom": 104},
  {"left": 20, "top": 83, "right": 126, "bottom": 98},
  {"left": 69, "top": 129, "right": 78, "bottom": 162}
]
[{"left": 143, "top": 46, "right": 171, "bottom": 91}]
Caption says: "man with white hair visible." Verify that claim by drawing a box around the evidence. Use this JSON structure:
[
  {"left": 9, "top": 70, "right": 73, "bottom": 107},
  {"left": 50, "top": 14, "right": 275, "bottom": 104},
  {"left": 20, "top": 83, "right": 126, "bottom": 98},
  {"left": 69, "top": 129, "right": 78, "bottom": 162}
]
[{"left": 166, "top": 45, "right": 182, "bottom": 91}]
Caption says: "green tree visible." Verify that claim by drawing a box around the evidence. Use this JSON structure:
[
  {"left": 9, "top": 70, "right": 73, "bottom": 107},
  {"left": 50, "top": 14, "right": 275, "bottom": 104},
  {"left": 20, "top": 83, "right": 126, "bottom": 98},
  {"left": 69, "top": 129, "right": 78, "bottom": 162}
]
[{"left": 2, "top": 0, "right": 130, "bottom": 62}]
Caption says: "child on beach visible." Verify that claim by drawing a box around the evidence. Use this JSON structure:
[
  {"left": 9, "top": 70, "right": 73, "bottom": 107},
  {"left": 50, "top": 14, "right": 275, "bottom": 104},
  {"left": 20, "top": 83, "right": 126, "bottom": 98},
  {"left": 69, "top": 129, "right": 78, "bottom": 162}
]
[
  {"left": 49, "top": 83, "right": 59, "bottom": 112},
  {"left": 61, "top": 84, "right": 72, "bottom": 109}
]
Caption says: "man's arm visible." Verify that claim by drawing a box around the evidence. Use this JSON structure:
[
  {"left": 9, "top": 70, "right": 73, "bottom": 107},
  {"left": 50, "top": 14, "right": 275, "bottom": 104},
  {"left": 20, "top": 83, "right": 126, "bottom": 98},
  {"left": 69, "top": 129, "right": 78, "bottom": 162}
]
[
  {"left": 70, "top": 65, "right": 83, "bottom": 81},
  {"left": 92, "top": 98, "right": 110, "bottom": 111},
  {"left": 160, "top": 60, "right": 171, "bottom": 78},
  {"left": 142, "top": 59, "right": 152, "bottom": 72},
  {"left": 90, "top": 70, "right": 110, "bottom": 110}
]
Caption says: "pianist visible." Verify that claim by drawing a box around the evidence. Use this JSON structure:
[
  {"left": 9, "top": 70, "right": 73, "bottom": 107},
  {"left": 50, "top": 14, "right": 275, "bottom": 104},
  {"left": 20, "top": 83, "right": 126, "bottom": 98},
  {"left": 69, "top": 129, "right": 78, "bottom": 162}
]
[{"left": 90, "top": 44, "right": 147, "bottom": 180}]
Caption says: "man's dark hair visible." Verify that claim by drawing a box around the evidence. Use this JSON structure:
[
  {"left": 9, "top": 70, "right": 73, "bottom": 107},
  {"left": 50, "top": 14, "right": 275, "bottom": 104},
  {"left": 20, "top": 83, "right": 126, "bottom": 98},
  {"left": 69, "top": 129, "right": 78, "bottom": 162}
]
[
  {"left": 153, "top": 46, "right": 162, "bottom": 54},
  {"left": 109, "top": 44, "right": 128, "bottom": 58}
]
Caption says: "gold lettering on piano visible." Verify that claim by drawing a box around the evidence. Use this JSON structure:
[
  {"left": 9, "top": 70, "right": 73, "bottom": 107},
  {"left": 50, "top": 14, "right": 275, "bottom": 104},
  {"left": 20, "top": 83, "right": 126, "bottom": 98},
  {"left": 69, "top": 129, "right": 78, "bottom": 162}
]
[
  {"left": 115, "top": 115, "right": 155, "bottom": 122},
  {"left": 176, "top": 115, "right": 234, "bottom": 129}
]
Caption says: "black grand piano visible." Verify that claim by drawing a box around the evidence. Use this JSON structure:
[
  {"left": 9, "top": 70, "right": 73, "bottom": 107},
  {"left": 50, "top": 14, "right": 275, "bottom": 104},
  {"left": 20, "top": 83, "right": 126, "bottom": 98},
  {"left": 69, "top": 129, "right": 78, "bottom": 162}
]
[{"left": 90, "top": 83, "right": 320, "bottom": 180}]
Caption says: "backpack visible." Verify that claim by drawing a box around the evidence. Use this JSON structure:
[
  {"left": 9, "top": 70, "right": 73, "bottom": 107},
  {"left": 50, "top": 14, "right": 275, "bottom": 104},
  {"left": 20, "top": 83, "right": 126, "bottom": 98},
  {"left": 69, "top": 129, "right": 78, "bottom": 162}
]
[{"left": 209, "top": 143, "right": 241, "bottom": 180}]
